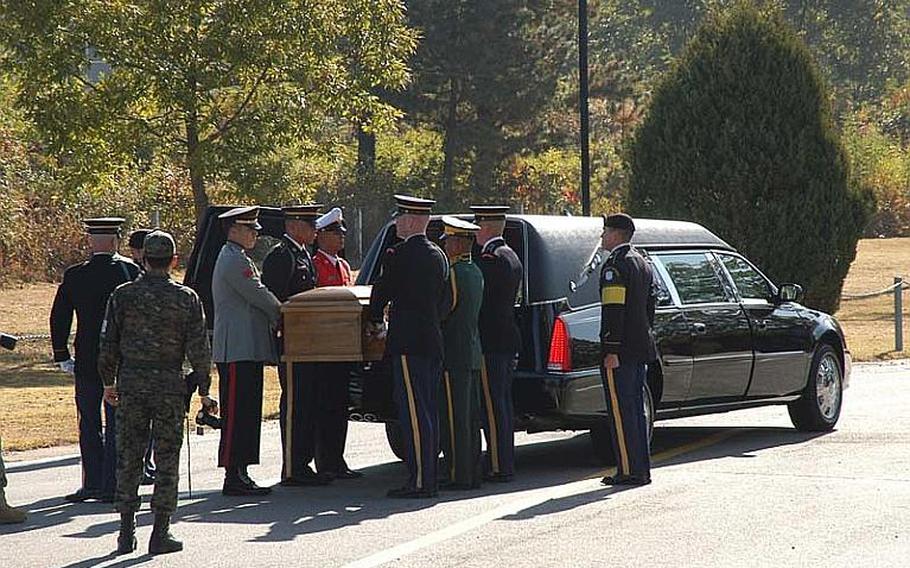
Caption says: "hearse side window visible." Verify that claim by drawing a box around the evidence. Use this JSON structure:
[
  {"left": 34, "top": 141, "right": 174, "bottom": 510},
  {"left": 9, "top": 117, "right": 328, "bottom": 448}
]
[
  {"left": 648, "top": 259, "right": 673, "bottom": 307},
  {"left": 658, "top": 253, "right": 730, "bottom": 305},
  {"left": 718, "top": 254, "right": 773, "bottom": 302}
]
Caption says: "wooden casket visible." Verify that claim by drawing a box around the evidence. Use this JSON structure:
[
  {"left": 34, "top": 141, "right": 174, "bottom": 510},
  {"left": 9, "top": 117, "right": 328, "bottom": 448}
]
[{"left": 281, "top": 285, "right": 385, "bottom": 363}]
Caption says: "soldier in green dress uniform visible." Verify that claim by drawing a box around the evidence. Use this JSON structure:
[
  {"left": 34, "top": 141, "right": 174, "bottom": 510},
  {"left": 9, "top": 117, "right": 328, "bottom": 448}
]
[{"left": 438, "top": 216, "right": 485, "bottom": 490}]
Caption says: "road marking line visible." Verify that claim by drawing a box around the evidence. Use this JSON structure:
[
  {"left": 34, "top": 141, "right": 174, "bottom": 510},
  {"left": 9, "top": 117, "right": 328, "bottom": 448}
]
[{"left": 343, "top": 428, "right": 742, "bottom": 568}]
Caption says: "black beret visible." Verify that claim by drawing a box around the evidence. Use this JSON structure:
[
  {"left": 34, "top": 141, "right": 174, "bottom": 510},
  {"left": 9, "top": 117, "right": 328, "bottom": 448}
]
[
  {"left": 128, "top": 229, "right": 152, "bottom": 249},
  {"left": 603, "top": 213, "right": 635, "bottom": 233}
]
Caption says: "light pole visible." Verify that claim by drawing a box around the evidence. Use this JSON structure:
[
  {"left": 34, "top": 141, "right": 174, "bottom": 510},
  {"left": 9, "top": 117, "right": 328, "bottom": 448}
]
[{"left": 578, "top": 0, "right": 591, "bottom": 216}]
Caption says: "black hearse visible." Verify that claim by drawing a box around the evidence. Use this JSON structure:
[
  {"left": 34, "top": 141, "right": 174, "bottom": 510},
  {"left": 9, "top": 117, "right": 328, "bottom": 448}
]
[{"left": 185, "top": 207, "right": 850, "bottom": 461}]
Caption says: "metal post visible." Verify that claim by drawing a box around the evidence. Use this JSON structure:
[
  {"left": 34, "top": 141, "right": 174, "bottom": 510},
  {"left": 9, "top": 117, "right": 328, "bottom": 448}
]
[
  {"left": 578, "top": 0, "right": 591, "bottom": 216},
  {"left": 895, "top": 276, "right": 904, "bottom": 352},
  {"left": 151, "top": 209, "right": 161, "bottom": 228}
]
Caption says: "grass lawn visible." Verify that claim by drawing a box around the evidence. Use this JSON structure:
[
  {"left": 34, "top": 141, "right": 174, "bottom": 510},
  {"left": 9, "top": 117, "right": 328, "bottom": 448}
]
[
  {"left": 1, "top": 240, "right": 907, "bottom": 451},
  {"left": 0, "top": 281, "right": 282, "bottom": 451}
]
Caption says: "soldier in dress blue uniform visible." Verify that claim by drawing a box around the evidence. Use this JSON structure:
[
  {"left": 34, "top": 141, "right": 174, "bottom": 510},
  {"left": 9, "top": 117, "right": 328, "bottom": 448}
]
[
  {"left": 598, "top": 213, "right": 656, "bottom": 487},
  {"left": 471, "top": 205, "right": 523, "bottom": 482},
  {"left": 212, "top": 206, "right": 282, "bottom": 496},
  {"left": 50, "top": 217, "right": 140, "bottom": 502},
  {"left": 368, "top": 195, "right": 450, "bottom": 498},
  {"left": 261, "top": 203, "right": 332, "bottom": 486}
]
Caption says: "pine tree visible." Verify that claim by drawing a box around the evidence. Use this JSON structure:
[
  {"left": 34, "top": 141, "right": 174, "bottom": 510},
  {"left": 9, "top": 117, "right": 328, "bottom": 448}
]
[{"left": 628, "top": 2, "right": 872, "bottom": 313}]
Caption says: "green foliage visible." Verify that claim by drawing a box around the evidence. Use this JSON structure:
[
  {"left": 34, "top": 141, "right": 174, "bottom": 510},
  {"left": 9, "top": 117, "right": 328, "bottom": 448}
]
[
  {"left": 629, "top": 2, "right": 872, "bottom": 313},
  {"left": 0, "top": 0, "right": 417, "bottom": 222},
  {"left": 641, "top": 0, "right": 910, "bottom": 106},
  {"left": 843, "top": 108, "right": 910, "bottom": 237},
  {"left": 397, "top": 0, "right": 567, "bottom": 206}
]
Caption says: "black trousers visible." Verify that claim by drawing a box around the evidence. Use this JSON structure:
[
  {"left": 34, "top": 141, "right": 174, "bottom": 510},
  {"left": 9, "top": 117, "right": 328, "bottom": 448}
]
[
  {"left": 74, "top": 361, "right": 117, "bottom": 495},
  {"left": 279, "top": 361, "right": 317, "bottom": 479},
  {"left": 313, "top": 362, "right": 352, "bottom": 475},
  {"left": 600, "top": 363, "right": 651, "bottom": 478},
  {"left": 393, "top": 354, "right": 442, "bottom": 492},
  {"left": 480, "top": 353, "right": 515, "bottom": 476},
  {"left": 217, "top": 361, "right": 264, "bottom": 470}
]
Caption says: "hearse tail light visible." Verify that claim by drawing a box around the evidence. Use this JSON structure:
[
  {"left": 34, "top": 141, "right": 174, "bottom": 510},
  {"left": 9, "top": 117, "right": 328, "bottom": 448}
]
[{"left": 547, "top": 316, "right": 572, "bottom": 372}]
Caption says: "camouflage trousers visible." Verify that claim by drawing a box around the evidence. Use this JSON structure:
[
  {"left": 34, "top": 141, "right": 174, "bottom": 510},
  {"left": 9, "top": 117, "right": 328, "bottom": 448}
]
[{"left": 116, "top": 393, "right": 184, "bottom": 514}]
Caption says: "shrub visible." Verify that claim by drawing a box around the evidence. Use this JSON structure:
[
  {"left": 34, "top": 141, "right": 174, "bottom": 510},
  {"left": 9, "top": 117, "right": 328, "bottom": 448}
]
[{"left": 628, "top": 2, "right": 872, "bottom": 313}]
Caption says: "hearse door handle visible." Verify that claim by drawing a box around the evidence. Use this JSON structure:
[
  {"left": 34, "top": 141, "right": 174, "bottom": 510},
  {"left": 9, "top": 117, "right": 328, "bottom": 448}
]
[
  {"left": 755, "top": 319, "right": 768, "bottom": 330},
  {"left": 692, "top": 322, "right": 707, "bottom": 335}
]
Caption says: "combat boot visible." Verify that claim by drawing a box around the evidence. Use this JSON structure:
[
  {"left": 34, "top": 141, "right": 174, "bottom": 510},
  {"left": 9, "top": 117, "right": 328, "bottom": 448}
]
[
  {"left": 0, "top": 493, "right": 27, "bottom": 524},
  {"left": 148, "top": 513, "right": 183, "bottom": 555},
  {"left": 116, "top": 512, "right": 137, "bottom": 555}
]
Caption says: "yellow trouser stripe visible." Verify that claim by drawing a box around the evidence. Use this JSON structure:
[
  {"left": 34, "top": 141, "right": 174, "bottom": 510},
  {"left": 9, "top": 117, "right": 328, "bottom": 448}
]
[
  {"left": 401, "top": 355, "right": 423, "bottom": 489},
  {"left": 601, "top": 285, "right": 626, "bottom": 305},
  {"left": 284, "top": 361, "right": 293, "bottom": 479},
  {"left": 444, "top": 371, "right": 456, "bottom": 481},
  {"left": 606, "top": 367, "right": 630, "bottom": 475},
  {"left": 480, "top": 360, "right": 500, "bottom": 473},
  {"left": 449, "top": 269, "right": 459, "bottom": 314}
]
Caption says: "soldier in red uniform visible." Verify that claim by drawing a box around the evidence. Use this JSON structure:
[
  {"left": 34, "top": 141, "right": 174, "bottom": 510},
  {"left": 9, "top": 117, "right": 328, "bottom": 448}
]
[
  {"left": 313, "top": 208, "right": 353, "bottom": 288},
  {"left": 311, "top": 208, "right": 362, "bottom": 479}
]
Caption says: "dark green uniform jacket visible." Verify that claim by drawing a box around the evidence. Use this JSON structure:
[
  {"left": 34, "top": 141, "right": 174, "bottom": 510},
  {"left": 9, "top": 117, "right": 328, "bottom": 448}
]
[{"left": 443, "top": 256, "right": 484, "bottom": 370}]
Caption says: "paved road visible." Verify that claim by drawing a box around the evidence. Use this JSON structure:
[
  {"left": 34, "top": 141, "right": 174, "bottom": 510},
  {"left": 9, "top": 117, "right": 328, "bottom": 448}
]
[{"left": 2, "top": 361, "right": 908, "bottom": 567}]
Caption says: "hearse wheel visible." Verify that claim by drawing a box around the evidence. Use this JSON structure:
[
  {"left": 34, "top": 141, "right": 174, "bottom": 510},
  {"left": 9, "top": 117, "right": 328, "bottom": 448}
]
[
  {"left": 589, "top": 381, "right": 655, "bottom": 464},
  {"left": 788, "top": 343, "right": 843, "bottom": 432},
  {"left": 385, "top": 421, "right": 408, "bottom": 461}
]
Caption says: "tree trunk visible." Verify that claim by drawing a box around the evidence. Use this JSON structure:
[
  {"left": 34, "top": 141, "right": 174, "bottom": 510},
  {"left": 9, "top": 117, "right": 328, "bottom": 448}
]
[
  {"left": 441, "top": 79, "right": 459, "bottom": 208},
  {"left": 185, "top": 112, "right": 208, "bottom": 232},
  {"left": 357, "top": 126, "right": 376, "bottom": 177}
]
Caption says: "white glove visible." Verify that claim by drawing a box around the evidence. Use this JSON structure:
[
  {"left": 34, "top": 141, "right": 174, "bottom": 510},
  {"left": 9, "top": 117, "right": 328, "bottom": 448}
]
[{"left": 57, "top": 359, "right": 75, "bottom": 375}]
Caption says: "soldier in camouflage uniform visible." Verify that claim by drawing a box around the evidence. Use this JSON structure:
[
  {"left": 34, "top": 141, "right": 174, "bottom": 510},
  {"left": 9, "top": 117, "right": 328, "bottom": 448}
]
[{"left": 98, "top": 230, "right": 214, "bottom": 556}]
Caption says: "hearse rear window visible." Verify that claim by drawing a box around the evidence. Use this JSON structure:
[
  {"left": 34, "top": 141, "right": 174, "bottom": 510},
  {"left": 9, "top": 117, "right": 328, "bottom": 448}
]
[{"left": 658, "top": 253, "right": 729, "bottom": 305}]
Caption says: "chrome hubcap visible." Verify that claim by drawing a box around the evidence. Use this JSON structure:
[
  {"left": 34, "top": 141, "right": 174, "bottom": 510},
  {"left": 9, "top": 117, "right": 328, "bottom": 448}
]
[{"left": 816, "top": 353, "right": 841, "bottom": 421}]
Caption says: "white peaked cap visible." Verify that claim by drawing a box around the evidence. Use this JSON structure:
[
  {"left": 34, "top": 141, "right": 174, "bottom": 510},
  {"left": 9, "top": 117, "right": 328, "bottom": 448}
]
[{"left": 315, "top": 207, "right": 344, "bottom": 230}]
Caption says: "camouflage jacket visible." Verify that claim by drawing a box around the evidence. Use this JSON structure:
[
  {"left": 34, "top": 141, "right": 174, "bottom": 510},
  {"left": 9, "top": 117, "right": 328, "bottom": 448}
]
[{"left": 98, "top": 272, "right": 211, "bottom": 395}]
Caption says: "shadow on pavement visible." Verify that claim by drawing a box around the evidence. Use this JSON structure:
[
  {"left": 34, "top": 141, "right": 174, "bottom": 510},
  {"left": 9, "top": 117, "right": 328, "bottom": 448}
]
[
  {"left": 499, "top": 425, "right": 829, "bottom": 522},
  {"left": 6, "top": 455, "right": 80, "bottom": 474},
  {"left": 0, "top": 424, "right": 830, "bottom": 543},
  {"left": 57, "top": 552, "right": 154, "bottom": 568}
]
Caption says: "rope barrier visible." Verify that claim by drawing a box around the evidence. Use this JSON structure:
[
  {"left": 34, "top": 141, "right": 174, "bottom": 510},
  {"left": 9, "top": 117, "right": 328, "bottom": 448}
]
[
  {"left": 7, "top": 333, "right": 52, "bottom": 341},
  {"left": 841, "top": 279, "right": 909, "bottom": 301}
]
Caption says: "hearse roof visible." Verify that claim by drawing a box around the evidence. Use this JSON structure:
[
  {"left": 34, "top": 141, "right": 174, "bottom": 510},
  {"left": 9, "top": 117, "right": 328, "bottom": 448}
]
[{"left": 185, "top": 206, "right": 735, "bottom": 316}]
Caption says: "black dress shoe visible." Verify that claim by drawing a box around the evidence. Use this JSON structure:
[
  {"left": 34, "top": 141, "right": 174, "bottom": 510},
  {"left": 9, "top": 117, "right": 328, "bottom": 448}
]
[
  {"left": 483, "top": 472, "right": 513, "bottom": 483},
  {"left": 386, "top": 487, "right": 438, "bottom": 499},
  {"left": 99, "top": 492, "right": 116, "bottom": 503},
  {"left": 222, "top": 477, "right": 272, "bottom": 496},
  {"left": 601, "top": 474, "right": 651, "bottom": 486},
  {"left": 140, "top": 472, "right": 156, "bottom": 486},
  {"left": 237, "top": 469, "right": 274, "bottom": 494},
  {"left": 333, "top": 468, "right": 364, "bottom": 480},
  {"left": 64, "top": 489, "right": 102, "bottom": 503},
  {"left": 280, "top": 467, "right": 333, "bottom": 486}
]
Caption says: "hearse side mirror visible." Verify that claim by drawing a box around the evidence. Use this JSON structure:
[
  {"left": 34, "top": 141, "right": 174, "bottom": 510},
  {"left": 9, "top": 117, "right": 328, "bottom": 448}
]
[{"left": 776, "top": 283, "right": 803, "bottom": 303}]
